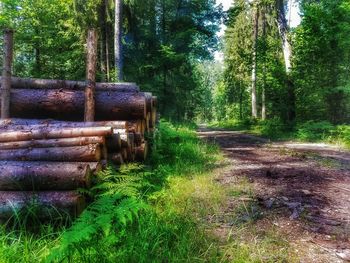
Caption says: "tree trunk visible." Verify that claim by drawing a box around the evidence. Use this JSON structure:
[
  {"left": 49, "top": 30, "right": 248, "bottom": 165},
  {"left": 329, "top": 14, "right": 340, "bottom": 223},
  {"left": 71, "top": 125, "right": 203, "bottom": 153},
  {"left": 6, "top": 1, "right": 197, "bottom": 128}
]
[
  {"left": 251, "top": 5, "right": 259, "bottom": 119},
  {"left": 0, "top": 77, "right": 139, "bottom": 91},
  {"left": 85, "top": 28, "right": 98, "bottom": 122},
  {"left": 99, "top": 1, "right": 107, "bottom": 82},
  {"left": 0, "top": 136, "right": 105, "bottom": 150},
  {"left": 276, "top": 0, "right": 295, "bottom": 122},
  {"left": 0, "top": 161, "right": 92, "bottom": 190},
  {"left": 0, "top": 89, "right": 146, "bottom": 120},
  {"left": 0, "top": 126, "right": 112, "bottom": 142},
  {"left": 261, "top": 6, "right": 267, "bottom": 120},
  {"left": 1, "top": 29, "right": 14, "bottom": 119},
  {"left": 106, "top": 21, "right": 111, "bottom": 81},
  {"left": 0, "top": 191, "right": 85, "bottom": 219},
  {"left": 276, "top": 0, "right": 292, "bottom": 73},
  {"left": 115, "top": 0, "right": 123, "bottom": 81},
  {"left": 0, "top": 144, "right": 102, "bottom": 162}
]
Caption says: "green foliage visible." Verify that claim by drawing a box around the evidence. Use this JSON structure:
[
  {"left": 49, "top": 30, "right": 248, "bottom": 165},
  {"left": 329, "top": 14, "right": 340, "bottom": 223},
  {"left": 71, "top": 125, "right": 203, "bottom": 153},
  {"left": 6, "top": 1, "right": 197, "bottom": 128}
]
[
  {"left": 1, "top": 0, "right": 223, "bottom": 121},
  {"left": 293, "top": 0, "right": 350, "bottom": 123},
  {"left": 47, "top": 165, "right": 145, "bottom": 262},
  {"left": 296, "top": 121, "right": 334, "bottom": 141},
  {"left": 255, "top": 118, "right": 286, "bottom": 138},
  {"left": 296, "top": 122, "right": 350, "bottom": 147},
  {"left": 150, "top": 121, "right": 219, "bottom": 176},
  {"left": 123, "top": 0, "right": 223, "bottom": 121}
]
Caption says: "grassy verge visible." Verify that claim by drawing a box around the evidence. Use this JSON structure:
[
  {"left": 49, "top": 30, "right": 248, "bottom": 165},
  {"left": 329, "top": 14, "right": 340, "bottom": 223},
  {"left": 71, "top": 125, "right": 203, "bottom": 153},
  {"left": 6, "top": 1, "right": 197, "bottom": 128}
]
[
  {"left": 0, "top": 121, "right": 299, "bottom": 262},
  {"left": 0, "top": 121, "right": 224, "bottom": 262},
  {"left": 209, "top": 119, "right": 350, "bottom": 148}
]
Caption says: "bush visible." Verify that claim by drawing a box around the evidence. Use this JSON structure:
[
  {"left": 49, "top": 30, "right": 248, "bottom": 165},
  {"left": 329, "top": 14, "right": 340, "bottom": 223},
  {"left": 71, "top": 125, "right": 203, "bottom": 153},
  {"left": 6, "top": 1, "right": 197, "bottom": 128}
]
[
  {"left": 296, "top": 121, "right": 334, "bottom": 141},
  {"left": 256, "top": 118, "right": 286, "bottom": 138}
]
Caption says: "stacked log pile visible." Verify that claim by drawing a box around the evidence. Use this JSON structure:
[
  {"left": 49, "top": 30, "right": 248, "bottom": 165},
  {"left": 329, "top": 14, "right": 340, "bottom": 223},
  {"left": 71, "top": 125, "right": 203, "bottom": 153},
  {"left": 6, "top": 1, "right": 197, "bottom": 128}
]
[{"left": 0, "top": 77, "right": 157, "bottom": 219}]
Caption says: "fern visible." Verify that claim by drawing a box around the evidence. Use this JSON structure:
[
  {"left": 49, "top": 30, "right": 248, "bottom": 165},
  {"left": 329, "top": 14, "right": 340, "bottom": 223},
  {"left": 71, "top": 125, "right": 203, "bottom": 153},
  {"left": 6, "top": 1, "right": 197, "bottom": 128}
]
[{"left": 46, "top": 164, "right": 146, "bottom": 262}]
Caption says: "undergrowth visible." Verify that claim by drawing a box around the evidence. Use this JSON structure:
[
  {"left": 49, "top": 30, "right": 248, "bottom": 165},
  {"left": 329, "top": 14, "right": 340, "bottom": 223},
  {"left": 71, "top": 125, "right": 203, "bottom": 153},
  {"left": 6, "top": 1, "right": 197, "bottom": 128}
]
[
  {"left": 0, "top": 121, "right": 299, "bottom": 262},
  {"left": 0, "top": 121, "right": 223, "bottom": 263},
  {"left": 210, "top": 119, "right": 350, "bottom": 148}
]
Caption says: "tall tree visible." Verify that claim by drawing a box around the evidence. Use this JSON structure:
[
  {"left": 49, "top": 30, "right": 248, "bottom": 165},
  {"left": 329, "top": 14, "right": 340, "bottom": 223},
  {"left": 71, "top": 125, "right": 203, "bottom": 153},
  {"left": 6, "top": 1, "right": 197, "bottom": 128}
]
[
  {"left": 251, "top": 2, "right": 259, "bottom": 118},
  {"left": 1, "top": 29, "right": 14, "bottom": 119},
  {"left": 261, "top": 4, "right": 267, "bottom": 120},
  {"left": 114, "top": 0, "right": 123, "bottom": 81},
  {"left": 276, "top": 0, "right": 291, "bottom": 72},
  {"left": 84, "top": 28, "right": 98, "bottom": 121}
]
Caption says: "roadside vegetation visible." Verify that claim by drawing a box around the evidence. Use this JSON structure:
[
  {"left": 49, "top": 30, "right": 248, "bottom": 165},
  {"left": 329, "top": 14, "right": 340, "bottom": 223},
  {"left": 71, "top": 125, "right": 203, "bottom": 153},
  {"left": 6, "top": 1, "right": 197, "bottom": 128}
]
[
  {"left": 0, "top": 121, "right": 300, "bottom": 262},
  {"left": 209, "top": 119, "right": 350, "bottom": 149}
]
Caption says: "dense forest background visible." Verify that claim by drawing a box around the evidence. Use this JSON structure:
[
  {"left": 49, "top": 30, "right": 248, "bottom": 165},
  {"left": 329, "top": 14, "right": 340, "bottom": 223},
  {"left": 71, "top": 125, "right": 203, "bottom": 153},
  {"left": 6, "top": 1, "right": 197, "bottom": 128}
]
[{"left": 1, "top": 0, "right": 350, "bottom": 125}]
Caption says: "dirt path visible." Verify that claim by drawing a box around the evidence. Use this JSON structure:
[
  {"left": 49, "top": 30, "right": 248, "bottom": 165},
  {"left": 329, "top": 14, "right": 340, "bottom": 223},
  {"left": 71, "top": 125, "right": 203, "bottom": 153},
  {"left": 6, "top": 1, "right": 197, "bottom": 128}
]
[{"left": 198, "top": 127, "right": 350, "bottom": 262}]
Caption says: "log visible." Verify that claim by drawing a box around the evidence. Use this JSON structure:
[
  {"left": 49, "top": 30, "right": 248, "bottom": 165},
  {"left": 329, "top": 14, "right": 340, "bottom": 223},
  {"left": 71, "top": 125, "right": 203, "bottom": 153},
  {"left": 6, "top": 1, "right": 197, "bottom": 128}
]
[
  {"left": 127, "top": 120, "right": 143, "bottom": 133},
  {"left": 106, "top": 133, "right": 122, "bottom": 151},
  {"left": 120, "top": 133, "right": 134, "bottom": 149},
  {"left": 0, "top": 89, "right": 146, "bottom": 120},
  {"left": 150, "top": 107, "right": 157, "bottom": 128},
  {"left": 109, "top": 153, "right": 124, "bottom": 165},
  {"left": 0, "top": 126, "right": 112, "bottom": 142},
  {"left": 87, "top": 161, "right": 104, "bottom": 174},
  {"left": 144, "top": 92, "right": 153, "bottom": 113},
  {"left": 121, "top": 147, "right": 128, "bottom": 161},
  {"left": 0, "top": 161, "right": 92, "bottom": 190},
  {"left": 0, "top": 191, "right": 85, "bottom": 219},
  {"left": 152, "top": 96, "right": 157, "bottom": 108},
  {"left": 135, "top": 142, "right": 148, "bottom": 161},
  {"left": 0, "top": 77, "right": 139, "bottom": 92},
  {"left": 0, "top": 136, "right": 105, "bottom": 150},
  {"left": 146, "top": 112, "right": 150, "bottom": 132},
  {"left": 0, "top": 144, "right": 102, "bottom": 162},
  {"left": 0, "top": 119, "right": 128, "bottom": 130}
]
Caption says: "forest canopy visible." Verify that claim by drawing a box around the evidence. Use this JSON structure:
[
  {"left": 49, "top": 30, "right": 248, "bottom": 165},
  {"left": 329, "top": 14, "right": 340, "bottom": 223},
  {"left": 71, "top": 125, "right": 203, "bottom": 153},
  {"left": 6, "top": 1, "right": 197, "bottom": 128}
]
[
  {"left": 1, "top": 0, "right": 349, "bottom": 125},
  {"left": 0, "top": 0, "right": 223, "bottom": 121}
]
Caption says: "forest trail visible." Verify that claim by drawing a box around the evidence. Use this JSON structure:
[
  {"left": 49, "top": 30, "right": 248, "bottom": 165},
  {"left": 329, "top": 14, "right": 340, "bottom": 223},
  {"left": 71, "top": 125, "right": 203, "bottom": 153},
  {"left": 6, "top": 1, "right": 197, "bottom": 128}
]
[{"left": 198, "top": 126, "right": 350, "bottom": 262}]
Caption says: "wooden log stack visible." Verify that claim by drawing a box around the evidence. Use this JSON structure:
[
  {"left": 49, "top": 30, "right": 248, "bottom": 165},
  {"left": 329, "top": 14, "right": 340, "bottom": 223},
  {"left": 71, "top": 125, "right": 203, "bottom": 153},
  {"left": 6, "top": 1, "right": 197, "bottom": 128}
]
[{"left": 0, "top": 77, "right": 157, "bottom": 219}]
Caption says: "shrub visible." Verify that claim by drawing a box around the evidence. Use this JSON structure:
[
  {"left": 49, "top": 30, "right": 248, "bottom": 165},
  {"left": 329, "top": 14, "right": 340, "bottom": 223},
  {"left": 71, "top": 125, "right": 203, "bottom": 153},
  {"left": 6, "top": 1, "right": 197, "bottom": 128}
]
[
  {"left": 256, "top": 118, "right": 286, "bottom": 138},
  {"left": 296, "top": 121, "right": 334, "bottom": 141}
]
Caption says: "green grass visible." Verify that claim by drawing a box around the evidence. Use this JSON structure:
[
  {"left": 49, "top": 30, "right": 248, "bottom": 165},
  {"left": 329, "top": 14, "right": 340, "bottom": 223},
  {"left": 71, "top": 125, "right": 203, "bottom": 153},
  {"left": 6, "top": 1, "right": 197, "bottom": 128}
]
[
  {"left": 0, "top": 121, "right": 298, "bottom": 262},
  {"left": 210, "top": 119, "right": 350, "bottom": 148},
  {"left": 0, "top": 121, "right": 224, "bottom": 263}
]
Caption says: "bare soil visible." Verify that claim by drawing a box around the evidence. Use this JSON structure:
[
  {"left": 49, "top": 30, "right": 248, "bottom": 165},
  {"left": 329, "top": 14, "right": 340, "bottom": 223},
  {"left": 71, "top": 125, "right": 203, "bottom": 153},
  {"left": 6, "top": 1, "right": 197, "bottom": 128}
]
[{"left": 198, "top": 127, "right": 350, "bottom": 262}]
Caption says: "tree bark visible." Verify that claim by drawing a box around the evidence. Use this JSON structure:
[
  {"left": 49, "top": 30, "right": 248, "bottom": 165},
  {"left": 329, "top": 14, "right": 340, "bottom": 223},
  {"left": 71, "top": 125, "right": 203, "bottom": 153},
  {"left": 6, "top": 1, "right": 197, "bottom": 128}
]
[
  {"left": 276, "top": 0, "right": 292, "bottom": 73},
  {"left": 0, "top": 144, "right": 102, "bottom": 162},
  {"left": 115, "top": 0, "right": 123, "bottom": 81},
  {"left": 276, "top": 0, "right": 296, "bottom": 121},
  {"left": 0, "top": 77, "right": 139, "bottom": 91},
  {"left": 261, "top": 6, "right": 267, "bottom": 120},
  {"left": 0, "top": 126, "right": 112, "bottom": 142},
  {"left": 0, "top": 136, "right": 105, "bottom": 150},
  {"left": 251, "top": 5, "right": 259, "bottom": 119},
  {"left": 85, "top": 28, "right": 98, "bottom": 122},
  {"left": 0, "top": 191, "right": 85, "bottom": 219},
  {"left": 1, "top": 29, "right": 14, "bottom": 119},
  {"left": 0, "top": 89, "right": 146, "bottom": 120},
  {"left": 0, "top": 161, "right": 92, "bottom": 190}
]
